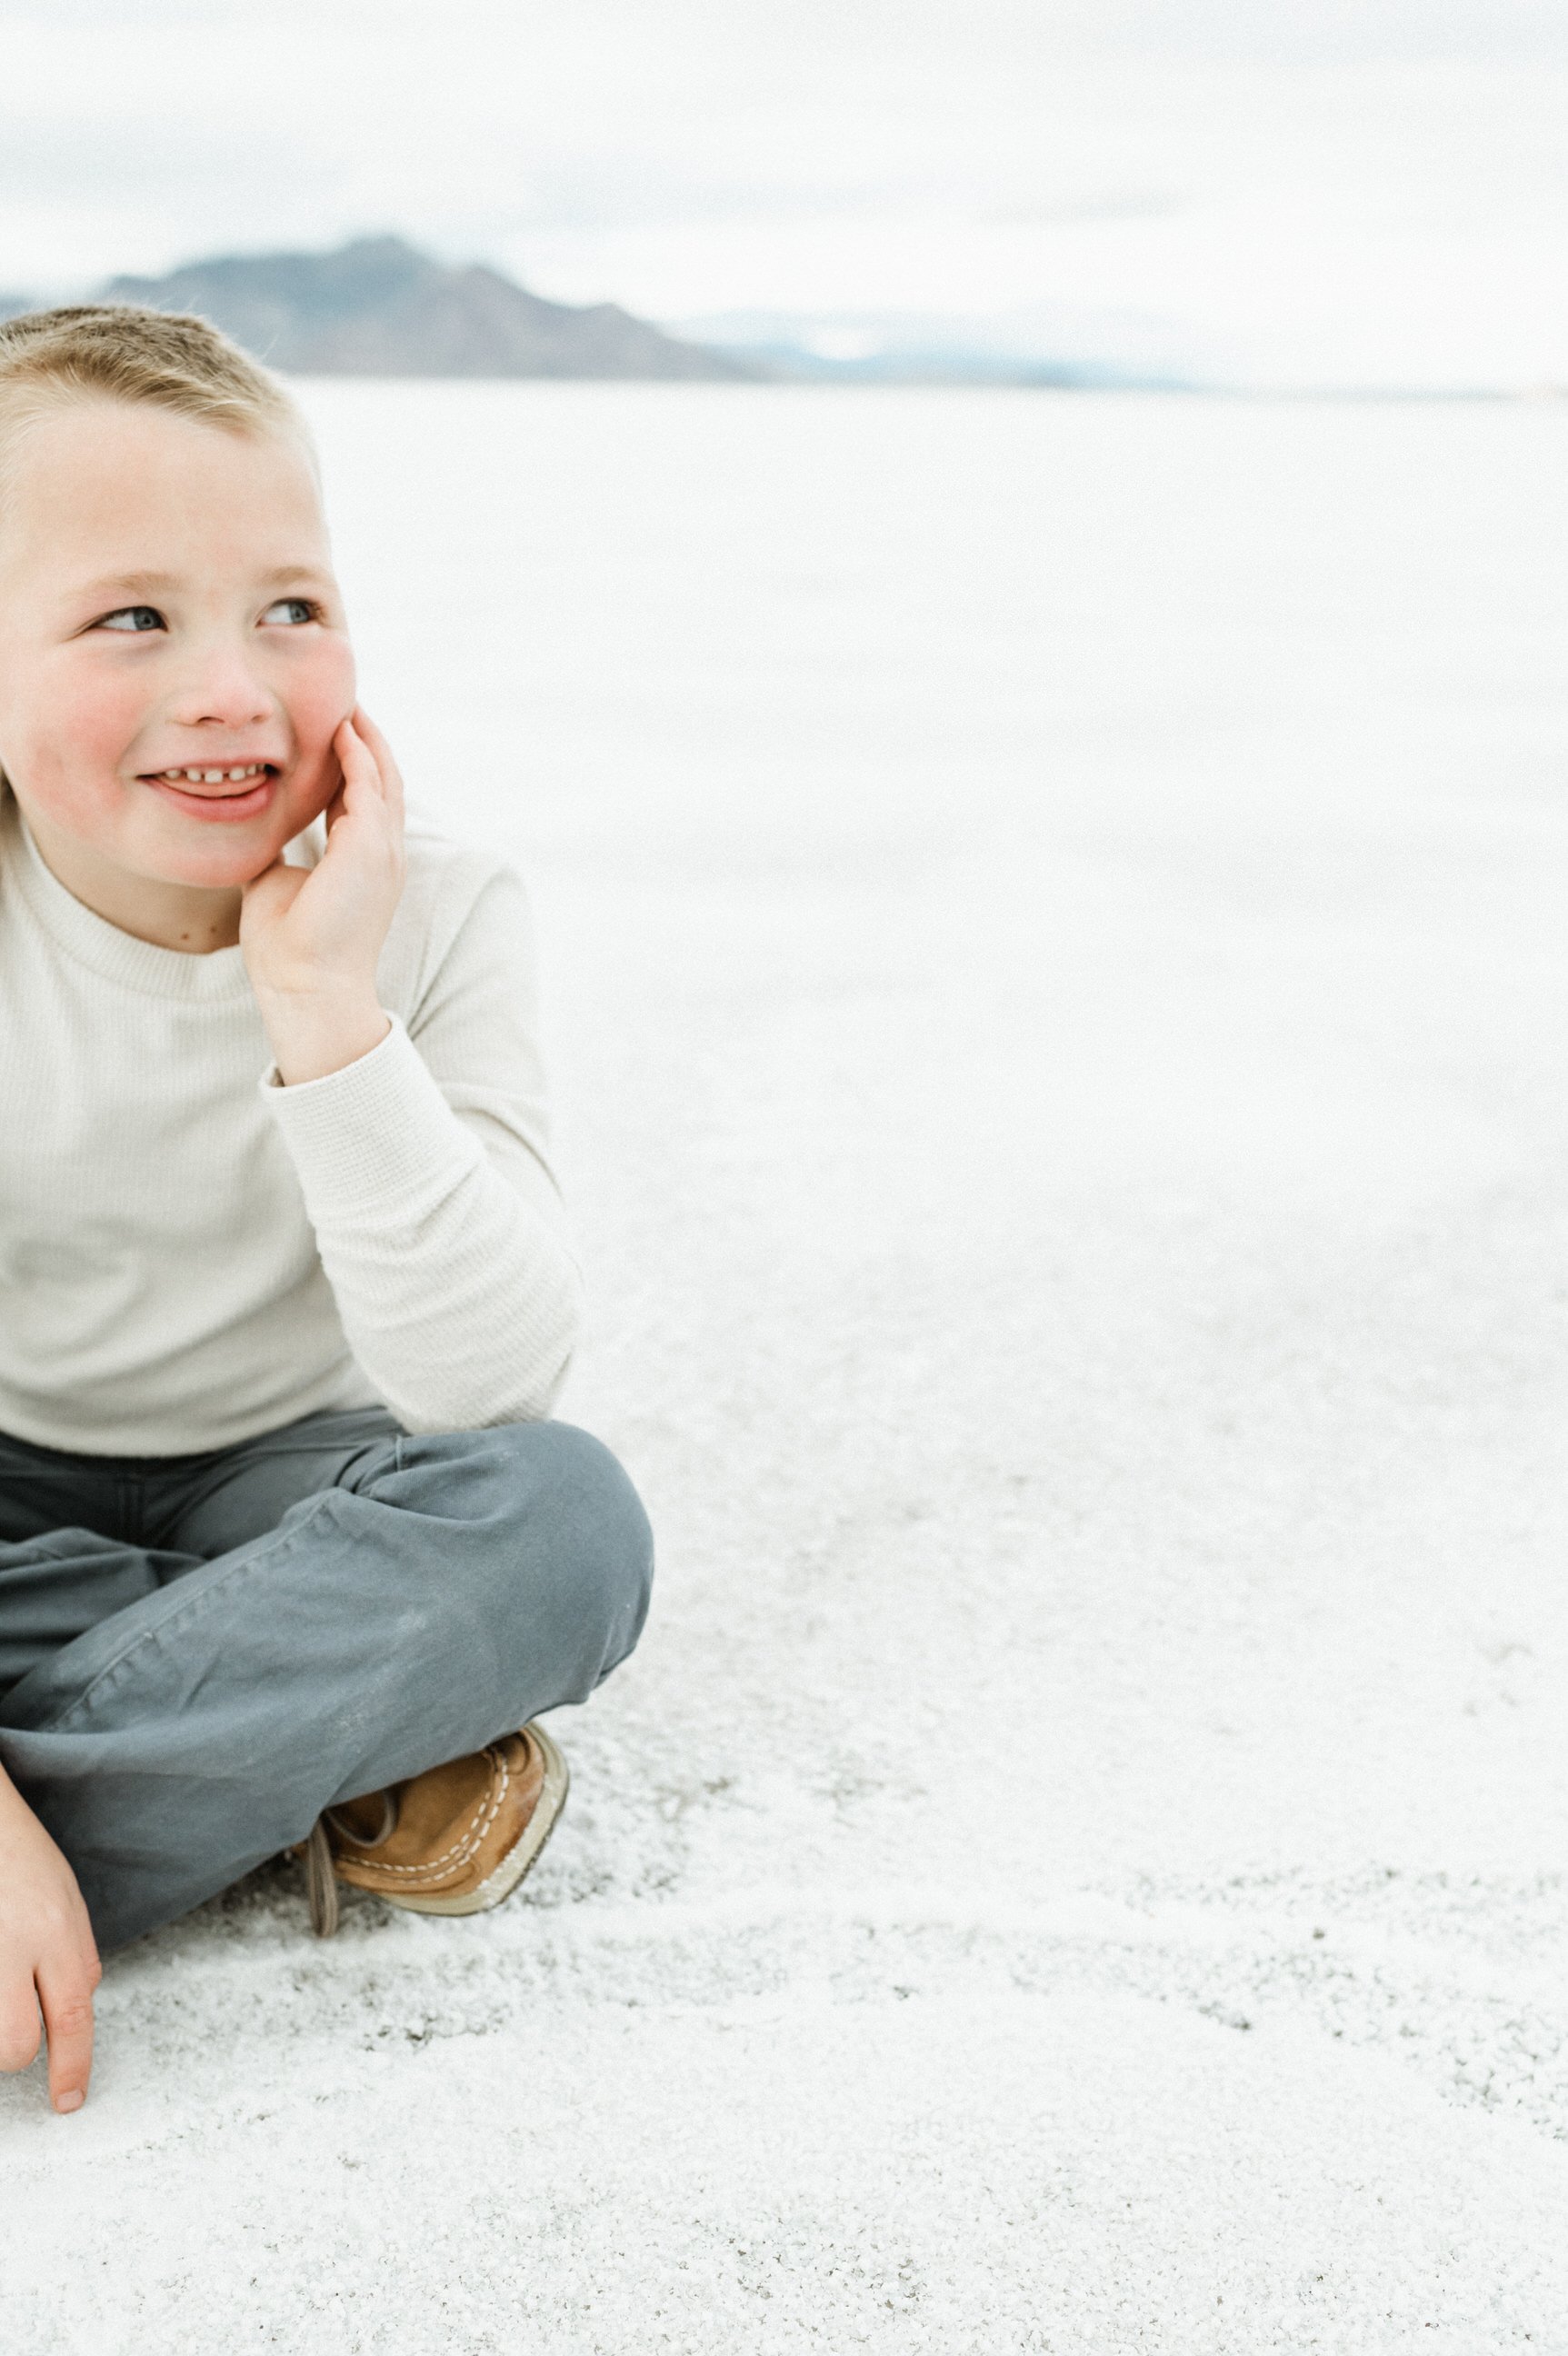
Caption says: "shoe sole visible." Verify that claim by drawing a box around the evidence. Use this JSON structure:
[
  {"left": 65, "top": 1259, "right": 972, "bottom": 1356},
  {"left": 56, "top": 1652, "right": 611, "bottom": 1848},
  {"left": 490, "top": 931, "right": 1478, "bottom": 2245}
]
[{"left": 382, "top": 1722, "right": 570, "bottom": 1918}]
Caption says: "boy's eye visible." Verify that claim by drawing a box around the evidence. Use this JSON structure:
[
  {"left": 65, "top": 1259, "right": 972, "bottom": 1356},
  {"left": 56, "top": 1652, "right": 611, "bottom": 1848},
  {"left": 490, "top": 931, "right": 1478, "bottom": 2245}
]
[
  {"left": 96, "top": 606, "right": 165, "bottom": 634},
  {"left": 261, "top": 597, "right": 318, "bottom": 626}
]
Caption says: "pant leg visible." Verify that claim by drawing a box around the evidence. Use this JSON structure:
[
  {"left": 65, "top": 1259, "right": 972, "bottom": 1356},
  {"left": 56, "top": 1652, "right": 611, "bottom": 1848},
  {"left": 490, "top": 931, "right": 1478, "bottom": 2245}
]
[
  {"left": 0, "top": 1532, "right": 205, "bottom": 1692},
  {"left": 0, "top": 1414, "right": 654, "bottom": 1953},
  {"left": 0, "top": 1427, "right": 203, "bottom": 1692}
]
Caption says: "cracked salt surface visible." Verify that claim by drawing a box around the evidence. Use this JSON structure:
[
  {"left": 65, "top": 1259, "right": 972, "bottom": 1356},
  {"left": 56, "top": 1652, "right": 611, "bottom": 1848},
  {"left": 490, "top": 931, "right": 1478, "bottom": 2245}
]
[{"left": 5, "top": 385, "right": 1568, "bottom": 2351}]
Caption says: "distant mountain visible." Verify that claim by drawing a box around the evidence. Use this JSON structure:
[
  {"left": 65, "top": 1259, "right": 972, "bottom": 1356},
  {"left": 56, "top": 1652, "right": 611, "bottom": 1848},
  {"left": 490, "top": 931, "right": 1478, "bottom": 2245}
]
[
  {"left": 91, "top": 237, "right": 758, "bottom": 382},
  {"left": 677, "top": 305, "right": 1210, "bottom": 391},
  {"left": 2, "top": 259, "right": 1195, "bottom": 388},
  {"left": 2, "top": 269, "right": 1174, "bottom": 387}
]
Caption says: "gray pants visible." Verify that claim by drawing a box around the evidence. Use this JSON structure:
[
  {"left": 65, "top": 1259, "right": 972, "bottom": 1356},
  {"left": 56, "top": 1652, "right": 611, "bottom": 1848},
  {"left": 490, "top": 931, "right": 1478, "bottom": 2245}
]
[{"left": 0, "top": 1409, "right": 654, "bottom": 1952}]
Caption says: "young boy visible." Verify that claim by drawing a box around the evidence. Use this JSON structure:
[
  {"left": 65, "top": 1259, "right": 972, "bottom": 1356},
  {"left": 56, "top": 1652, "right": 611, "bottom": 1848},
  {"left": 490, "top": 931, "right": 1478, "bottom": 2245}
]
[{"left": 0, "top": 305, "right": 654, "bottom": 2114}]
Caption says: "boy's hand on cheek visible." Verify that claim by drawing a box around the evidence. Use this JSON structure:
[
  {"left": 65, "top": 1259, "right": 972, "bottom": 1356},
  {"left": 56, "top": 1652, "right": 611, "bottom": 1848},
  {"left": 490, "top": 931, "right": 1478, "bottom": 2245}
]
[
  {"left": 0, "top": 1773, "right": 100, "bottom": 2114},
  {"left": 241, "top": 709, "right": 407, "bottom": 1085}
]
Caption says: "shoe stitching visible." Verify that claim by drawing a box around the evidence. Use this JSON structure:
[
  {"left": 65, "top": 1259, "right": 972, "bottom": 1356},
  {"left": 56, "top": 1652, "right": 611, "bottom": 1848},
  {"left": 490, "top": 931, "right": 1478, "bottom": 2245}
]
[
  {"left": 351, "top": 1751, "right": 508, "bottom": 1884},
  {"left": 343, "top": 1745, "right": 515, "bottom": 1886}
]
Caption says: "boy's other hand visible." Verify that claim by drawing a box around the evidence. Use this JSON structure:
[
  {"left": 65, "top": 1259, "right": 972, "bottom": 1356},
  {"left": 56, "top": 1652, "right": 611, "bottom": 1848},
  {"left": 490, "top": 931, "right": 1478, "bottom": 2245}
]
[
  {"left": 240, "top": 707, "right": 407, "bottom": 1084},
  {"left": 0, "top": 1771, "right": 101, "bottom": 2113}
]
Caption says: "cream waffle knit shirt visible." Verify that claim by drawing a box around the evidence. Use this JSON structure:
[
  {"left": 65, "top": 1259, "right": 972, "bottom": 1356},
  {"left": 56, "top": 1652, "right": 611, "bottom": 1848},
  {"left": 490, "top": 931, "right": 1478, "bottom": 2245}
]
[{"left": 0, "top": 788, "right": 581, "bottom": 1456}]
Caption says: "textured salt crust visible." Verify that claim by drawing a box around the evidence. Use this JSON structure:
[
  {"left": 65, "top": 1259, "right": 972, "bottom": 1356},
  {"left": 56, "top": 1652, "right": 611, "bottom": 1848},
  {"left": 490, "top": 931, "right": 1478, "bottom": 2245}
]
[{"left": 4, "top": 387, "right": 1568, "bottom": 2350}]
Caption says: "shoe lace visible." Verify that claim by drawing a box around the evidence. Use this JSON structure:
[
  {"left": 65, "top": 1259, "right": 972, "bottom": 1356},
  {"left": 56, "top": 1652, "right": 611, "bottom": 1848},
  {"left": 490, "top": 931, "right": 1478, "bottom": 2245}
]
[{"left": 302, "top": 1790, "right": 399, "bottom": 1937}]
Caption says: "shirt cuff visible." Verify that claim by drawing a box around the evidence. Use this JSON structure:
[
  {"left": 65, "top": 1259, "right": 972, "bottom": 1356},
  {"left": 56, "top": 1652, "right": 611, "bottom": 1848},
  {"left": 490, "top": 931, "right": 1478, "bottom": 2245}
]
[{"left": 260, "top": 1013, "right": 484, "bottom": 1221}]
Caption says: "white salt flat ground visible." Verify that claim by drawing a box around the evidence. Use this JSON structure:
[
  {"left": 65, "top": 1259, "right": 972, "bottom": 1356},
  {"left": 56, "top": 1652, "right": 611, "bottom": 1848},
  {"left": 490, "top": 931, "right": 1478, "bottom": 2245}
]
[{"left": 5, "top": 384, "right": 1568, "bottom": 2351}]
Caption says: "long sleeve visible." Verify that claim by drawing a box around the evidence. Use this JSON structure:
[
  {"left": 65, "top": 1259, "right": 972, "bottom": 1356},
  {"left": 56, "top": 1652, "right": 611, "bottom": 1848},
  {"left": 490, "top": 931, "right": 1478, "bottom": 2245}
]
[{"left": 260, "top": 866, "right": 582, "bottom": 1433}]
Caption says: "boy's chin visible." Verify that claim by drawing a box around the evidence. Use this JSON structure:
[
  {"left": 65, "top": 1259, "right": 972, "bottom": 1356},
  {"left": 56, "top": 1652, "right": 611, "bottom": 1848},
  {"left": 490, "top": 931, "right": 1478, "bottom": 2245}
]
[
  {"left": 153, "top": 844, "right": 284, "bottom": 892},
  {"left": 140, "top": 775, "right": 326, "bottom": 889}
]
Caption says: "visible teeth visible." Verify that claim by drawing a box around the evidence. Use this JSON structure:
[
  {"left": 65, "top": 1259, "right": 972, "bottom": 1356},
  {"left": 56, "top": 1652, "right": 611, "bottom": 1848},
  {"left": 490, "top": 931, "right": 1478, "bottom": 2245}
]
[{"left": 157, "top": 763, "right": 265, "bottom": 785}]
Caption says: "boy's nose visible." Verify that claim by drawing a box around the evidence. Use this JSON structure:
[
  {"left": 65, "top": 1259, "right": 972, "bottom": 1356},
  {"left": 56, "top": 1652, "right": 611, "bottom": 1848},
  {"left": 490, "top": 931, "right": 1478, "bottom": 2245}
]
[{"left": 166, "top": 647, "right": 275, "bottom": 732}]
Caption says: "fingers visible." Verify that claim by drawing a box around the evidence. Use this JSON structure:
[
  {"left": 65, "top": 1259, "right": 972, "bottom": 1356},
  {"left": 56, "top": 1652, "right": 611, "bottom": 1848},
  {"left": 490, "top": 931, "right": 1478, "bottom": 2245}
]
[
  {"left": 0, "top": 1781, "right": 100, "bottom": 2114},
  {"left": 0, "top": 1979, "right": 42, "bottom": 2075},
  {"left": 331, "top": 714, "right": 380, "bottom": 815},
  {"left": 0, "top": 1914, "right": 98, "bottom": 2113},
  {"left": 38, "top": 1947, "right": 99, "bottom": 2113},
  {"left": 328, "top": 714, "right": 400, "bottom": 847},
  {"left": 348, "top": 706, "right": 406, "bottom": 827}
]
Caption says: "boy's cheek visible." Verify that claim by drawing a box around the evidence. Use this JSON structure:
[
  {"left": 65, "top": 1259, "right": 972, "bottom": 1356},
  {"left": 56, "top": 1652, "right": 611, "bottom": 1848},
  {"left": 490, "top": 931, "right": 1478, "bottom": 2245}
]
[
  {"left": 285, "top": 744, "right": 343, "bottom": 830},
  {"left": 296, "top": 650, "right": 353, "bottom": 786},
  {"left": 0, "top": 727, "right": 122, "bottom": 836},
  {"left": 0, "top": 667, "right": 141, "bottom": 816},
  {"left": 287, "top": 641, "right": 357, "bottom": 817}
]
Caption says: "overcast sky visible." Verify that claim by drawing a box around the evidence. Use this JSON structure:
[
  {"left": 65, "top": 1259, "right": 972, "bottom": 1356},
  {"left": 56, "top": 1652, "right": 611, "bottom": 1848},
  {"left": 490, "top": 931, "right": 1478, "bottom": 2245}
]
[{"left": 3, "top": 0, "right": 1565, "bottom": 386}]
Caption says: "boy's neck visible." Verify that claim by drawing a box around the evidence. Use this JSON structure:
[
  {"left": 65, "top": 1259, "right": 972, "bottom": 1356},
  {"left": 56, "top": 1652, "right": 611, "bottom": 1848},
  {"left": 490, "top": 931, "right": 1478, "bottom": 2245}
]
[{"left": 19, "top": 799, "right": 243, "bottom": 953}]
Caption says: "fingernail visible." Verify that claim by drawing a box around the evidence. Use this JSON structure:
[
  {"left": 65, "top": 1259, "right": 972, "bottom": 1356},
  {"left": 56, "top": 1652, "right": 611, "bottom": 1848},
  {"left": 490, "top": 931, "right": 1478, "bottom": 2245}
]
[{"left": 55, "top": 2090, "right": 85, "bottom": 2113}]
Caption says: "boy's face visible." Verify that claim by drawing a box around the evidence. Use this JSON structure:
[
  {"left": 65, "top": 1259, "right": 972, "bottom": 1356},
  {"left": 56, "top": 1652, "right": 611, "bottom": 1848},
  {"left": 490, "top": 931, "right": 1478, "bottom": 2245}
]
[{"left": 0, "top": 398, "right": 355, "bottom": 904}]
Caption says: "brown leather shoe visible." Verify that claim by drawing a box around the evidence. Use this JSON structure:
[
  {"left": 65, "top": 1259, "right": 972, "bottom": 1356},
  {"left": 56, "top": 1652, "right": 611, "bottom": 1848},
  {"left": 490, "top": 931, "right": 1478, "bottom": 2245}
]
[{"left": 299, "top": 1724, "right": 568, "bottom": 1937}]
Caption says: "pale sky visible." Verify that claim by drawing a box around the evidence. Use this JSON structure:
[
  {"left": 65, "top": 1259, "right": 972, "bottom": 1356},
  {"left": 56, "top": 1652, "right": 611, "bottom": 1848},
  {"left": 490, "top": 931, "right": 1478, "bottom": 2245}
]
[{"left": 2, "top": 0, "right": 1565, "bottom": 387}]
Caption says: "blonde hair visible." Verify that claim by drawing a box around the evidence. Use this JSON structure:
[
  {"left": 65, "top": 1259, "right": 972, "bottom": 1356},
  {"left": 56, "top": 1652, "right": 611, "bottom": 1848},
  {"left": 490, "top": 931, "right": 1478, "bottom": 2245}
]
[{"left": 0, "top": 303, "right": 310, "bottom": 478}]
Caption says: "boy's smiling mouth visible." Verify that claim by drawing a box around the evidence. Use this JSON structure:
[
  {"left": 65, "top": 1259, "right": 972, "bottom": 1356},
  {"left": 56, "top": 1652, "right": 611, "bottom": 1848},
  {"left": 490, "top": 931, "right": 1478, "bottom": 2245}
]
[{"left": 138, "top": 762, "right": 282, "bottom": 822}]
